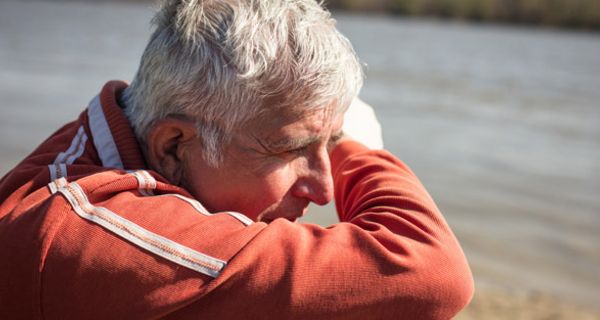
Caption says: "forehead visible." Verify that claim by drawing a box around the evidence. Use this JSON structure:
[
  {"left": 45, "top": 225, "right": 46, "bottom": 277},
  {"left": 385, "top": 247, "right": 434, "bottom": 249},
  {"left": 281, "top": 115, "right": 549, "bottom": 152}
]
[{"left": 247, "top": 106, "right": 341, "bottom": 137}]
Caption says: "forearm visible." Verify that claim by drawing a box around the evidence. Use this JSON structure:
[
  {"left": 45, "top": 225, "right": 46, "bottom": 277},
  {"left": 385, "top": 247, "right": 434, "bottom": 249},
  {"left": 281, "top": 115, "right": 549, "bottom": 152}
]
[
  {"left": 204, "top": 140, "right": 473, "bottom": 318},
  {"left": 329, "top": 139, "right": 474, "bottom": 317},
  {"left": 20, "top": 140, "right": 472, "bottom": 319}
]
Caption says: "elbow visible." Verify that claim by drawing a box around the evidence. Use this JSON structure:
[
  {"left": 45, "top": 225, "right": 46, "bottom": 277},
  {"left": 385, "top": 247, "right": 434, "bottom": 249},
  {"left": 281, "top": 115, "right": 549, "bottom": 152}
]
[
  {"left": 420, "top": 245, "right": 474, "bottom": 319},
  {"left": 387, "top": 236, "right": 474, "bottom": 319},
  {"left": 438, "top": 259, "right": 474, "bottom": 318}
]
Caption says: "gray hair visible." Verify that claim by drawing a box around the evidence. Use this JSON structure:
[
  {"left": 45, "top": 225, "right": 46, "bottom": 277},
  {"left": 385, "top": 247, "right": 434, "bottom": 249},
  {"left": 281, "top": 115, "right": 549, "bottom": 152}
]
[{"left": 121, "top": 0, "right": 363, "bottom": 166}]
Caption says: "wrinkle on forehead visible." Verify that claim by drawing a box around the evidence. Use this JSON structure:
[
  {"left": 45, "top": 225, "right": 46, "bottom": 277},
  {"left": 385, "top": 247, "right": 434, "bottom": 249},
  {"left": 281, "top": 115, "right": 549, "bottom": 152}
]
[
  {"left": 281, "top": 107, "right": 335, "bottom": 134},
  {"left": 269, "top": 104, "right": 333, "bottom": 125},
  {"left": 241, "top": 105, "right": 340, "bottom": 151}
]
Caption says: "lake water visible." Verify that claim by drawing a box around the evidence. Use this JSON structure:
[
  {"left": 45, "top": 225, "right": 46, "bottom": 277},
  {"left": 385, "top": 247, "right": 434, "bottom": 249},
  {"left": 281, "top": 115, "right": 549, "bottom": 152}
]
[{"left": 1, "top": 0, "right": 599, "bottom": 312}]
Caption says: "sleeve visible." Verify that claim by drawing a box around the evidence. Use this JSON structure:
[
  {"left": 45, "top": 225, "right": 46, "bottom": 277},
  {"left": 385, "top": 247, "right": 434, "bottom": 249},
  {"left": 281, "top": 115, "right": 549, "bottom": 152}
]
[
  {"left": 34, "top": 141, "right": 472, "bottom": 319},
  {"left": 172, "top": 140, "right": 474, "bottom": 319}
]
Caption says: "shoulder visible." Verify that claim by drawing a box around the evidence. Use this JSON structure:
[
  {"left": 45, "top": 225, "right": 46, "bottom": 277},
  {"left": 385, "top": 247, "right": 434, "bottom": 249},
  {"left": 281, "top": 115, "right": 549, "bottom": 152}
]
[{"left": 33, "top": 169, "right": 265, "bottom": 317}]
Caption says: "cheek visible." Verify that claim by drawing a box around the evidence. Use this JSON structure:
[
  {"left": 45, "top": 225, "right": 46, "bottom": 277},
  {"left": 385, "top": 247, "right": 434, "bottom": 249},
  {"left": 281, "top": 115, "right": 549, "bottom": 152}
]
[
  {"left": 248, "top": 165, "right": 297, "bottom": 204},
  {"left": 236, "top": 165, "right": 298, "bottom": 218},
  {"left": 184, "top": 153, "right": 301, "bottom": 220}
]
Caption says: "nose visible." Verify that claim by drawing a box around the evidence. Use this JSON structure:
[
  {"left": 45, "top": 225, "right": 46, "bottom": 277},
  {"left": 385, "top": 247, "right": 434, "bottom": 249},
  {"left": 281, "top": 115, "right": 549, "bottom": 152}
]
[{"left": 291, "top": 146, "right": 334, "bottom": 205}]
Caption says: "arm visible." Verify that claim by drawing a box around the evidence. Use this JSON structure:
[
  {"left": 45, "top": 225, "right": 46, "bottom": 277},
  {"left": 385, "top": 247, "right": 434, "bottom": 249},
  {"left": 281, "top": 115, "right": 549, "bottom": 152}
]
[
  {"left": 181, "top": 140, "right": 473, "bottom": 319},
  {"left": 28, "top": 101, "right": 472, "bottom": 319},
  {"left": 31, "top": 142, "right": 472, "bottom": 319},
  {"left": 205, "top": 98, "right": 472, "bottom": 318}
]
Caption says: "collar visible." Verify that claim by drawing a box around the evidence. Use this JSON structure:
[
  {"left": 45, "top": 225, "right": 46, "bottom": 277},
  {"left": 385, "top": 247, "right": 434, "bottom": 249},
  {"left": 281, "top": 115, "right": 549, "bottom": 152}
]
[{"left": 86, "top": 81, "right": 147, "bottom": 170}]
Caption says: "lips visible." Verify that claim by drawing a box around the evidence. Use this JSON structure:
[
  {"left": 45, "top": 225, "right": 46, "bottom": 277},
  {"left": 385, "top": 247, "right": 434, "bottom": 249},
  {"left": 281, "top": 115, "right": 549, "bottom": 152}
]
[
  {"left": 260, "top": 207, "right": 308, "bottom": 224},
  {"left": 257, "top": 199, "right": 310, "bottom": 224},
  {"left": 262, "top": 217, "right": 297, "bottom": 224},
  {"left": 262, "top": 214, "right": 301, "bottom": 224}
]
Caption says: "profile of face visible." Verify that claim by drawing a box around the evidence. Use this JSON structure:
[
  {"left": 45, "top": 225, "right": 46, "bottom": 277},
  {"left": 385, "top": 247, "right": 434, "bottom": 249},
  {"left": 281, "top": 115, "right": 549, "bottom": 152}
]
[{"left": 146, "top": 107, "right": 344, "bottom": 223}]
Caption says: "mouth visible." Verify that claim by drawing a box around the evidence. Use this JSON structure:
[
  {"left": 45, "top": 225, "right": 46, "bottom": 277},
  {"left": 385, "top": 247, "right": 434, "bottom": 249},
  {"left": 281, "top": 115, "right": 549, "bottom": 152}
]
[
  {"left": 258, "top": 202, "right": 310, "bottom": 224},
  {"left": 263, "top": 215, "right": 300, "bottom": 224}
]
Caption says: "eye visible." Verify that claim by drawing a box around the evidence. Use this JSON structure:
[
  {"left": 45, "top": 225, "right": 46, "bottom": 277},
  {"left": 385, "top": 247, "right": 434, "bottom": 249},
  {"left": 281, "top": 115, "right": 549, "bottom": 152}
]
[{"left": 282, "top": 146, "right": 308, "bottom": 156}]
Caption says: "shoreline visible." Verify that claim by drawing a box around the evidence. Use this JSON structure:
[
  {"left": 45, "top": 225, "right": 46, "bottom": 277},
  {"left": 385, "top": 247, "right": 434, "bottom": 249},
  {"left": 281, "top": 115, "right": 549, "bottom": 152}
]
[
  {"left": 326, "top": 0, "right": 600, "bottom": 31},
  {"left": 19, "top": 0, "right": 600, "bottom": 31}
]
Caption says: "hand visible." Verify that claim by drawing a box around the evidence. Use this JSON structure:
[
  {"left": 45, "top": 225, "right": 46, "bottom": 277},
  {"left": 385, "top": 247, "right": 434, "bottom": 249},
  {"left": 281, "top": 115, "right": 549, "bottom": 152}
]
[{"left": 342, "top": 97, "right": 384, "bottom": 149}]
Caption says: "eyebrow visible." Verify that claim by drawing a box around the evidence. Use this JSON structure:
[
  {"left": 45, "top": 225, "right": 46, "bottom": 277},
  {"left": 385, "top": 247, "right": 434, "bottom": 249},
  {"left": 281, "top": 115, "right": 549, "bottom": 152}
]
[
  {"left": 264, "top": 129, "right": 344, "bottom": 152},
  {"left": 266, "top": 135, "right": 321, "bottom": 152}
]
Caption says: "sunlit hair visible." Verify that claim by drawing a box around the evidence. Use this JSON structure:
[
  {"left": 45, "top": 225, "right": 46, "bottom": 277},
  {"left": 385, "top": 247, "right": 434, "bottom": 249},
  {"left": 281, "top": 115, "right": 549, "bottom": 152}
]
[{"left": 122, "top": 0, "right": 363, "bottom": 166}]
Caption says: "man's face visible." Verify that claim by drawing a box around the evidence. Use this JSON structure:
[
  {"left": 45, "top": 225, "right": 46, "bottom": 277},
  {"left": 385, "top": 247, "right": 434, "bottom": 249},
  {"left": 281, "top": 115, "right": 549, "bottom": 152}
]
[{"left": 182, "top": 107, "right": 343, "bottom": 222}]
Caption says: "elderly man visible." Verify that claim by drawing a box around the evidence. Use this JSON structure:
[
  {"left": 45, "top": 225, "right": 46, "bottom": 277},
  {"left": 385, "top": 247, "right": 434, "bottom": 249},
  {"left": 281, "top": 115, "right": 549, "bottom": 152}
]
[{"left": 0, "top": 0, "right": 472, "bottom": 319}]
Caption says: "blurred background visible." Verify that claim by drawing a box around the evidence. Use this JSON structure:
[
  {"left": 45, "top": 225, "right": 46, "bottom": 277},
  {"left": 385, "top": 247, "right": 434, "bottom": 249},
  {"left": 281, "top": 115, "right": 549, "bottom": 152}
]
[{"left": 0, "top": 0, "right": 599, "bottom": 318}]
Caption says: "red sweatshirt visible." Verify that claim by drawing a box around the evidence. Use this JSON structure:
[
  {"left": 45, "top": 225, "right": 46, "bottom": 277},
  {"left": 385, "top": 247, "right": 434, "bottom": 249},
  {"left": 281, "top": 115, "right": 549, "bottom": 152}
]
[{"left": 0, "top": 81, "right": 473, "bottom": 319}]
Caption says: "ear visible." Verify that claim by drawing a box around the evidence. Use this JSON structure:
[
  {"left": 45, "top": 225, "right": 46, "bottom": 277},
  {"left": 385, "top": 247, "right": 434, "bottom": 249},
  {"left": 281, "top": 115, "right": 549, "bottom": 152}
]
[{"left": 144, "top": 117, "right": 198, "bottom": 185}]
